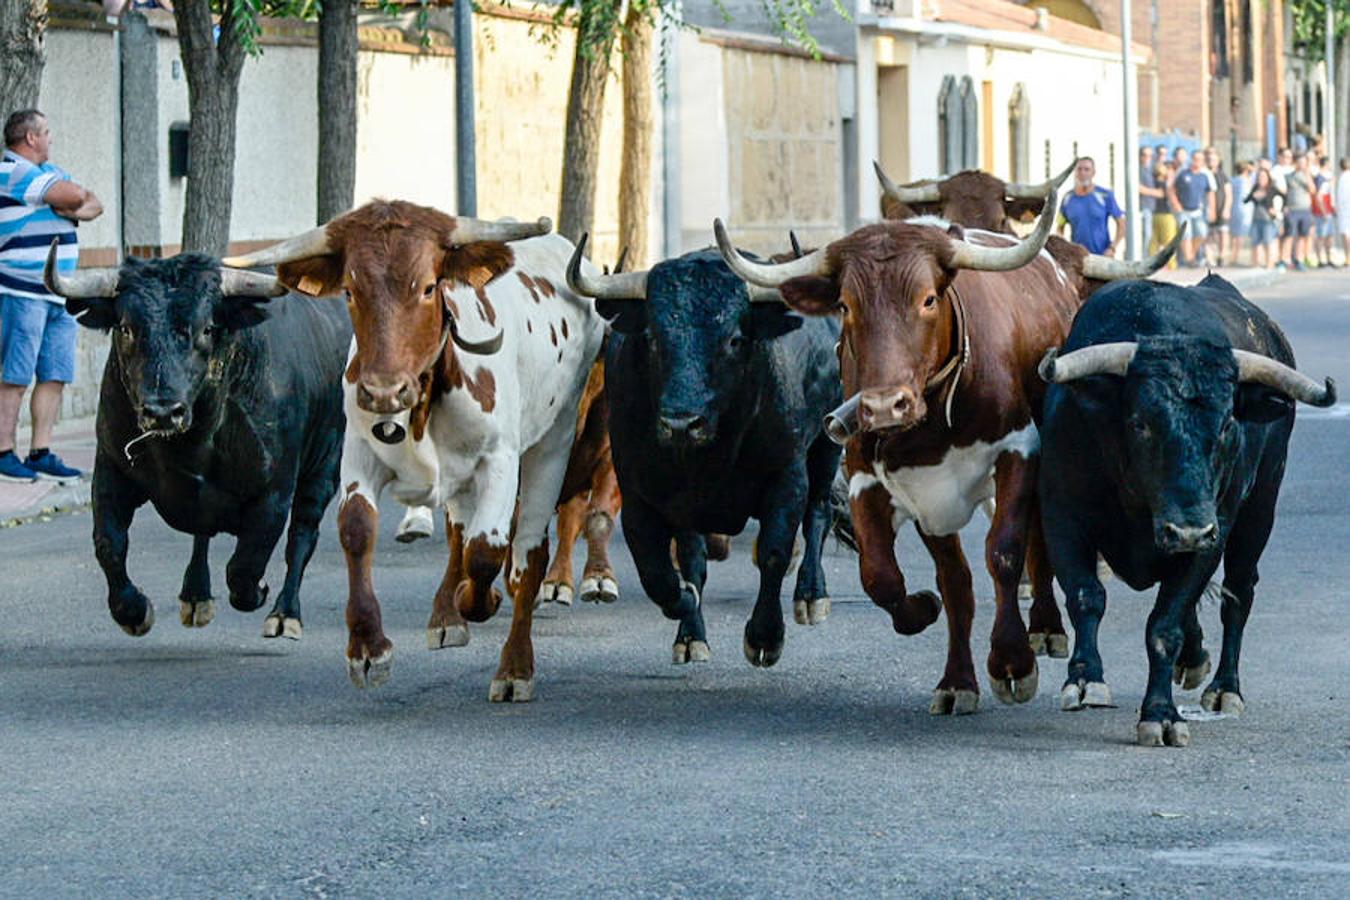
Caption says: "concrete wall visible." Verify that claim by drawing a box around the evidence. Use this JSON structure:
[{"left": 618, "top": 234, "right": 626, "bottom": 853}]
[{"left": 354, "top": 50, "right": 457, "bottom": 213}]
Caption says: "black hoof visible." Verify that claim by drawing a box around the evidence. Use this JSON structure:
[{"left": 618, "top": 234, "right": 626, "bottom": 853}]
[
  {"left": 742, "top": 621, "right": 785, "bottom": 668},
  {"left": 229, "top": 581, "right": 269, "bottom": 613},
  {"left": 891, "top": 590, "right": 941, "bottom": 635},
  {"left": 109, "top": 585, "right": 155, "bottom": 637}
]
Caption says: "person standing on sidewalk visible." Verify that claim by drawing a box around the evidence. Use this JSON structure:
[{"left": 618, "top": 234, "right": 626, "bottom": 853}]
[
  {"left": 1204, "top": 147, "right": 1232, "bottom": 265},
  {"left": 0, "top": 109, "right": 102, "bottom": 483},
  {"left": 1138, "top": 145, "right": 1164, "bottom": 252},
  {"left": 1337, "top": 157, "right": 1350, "bottom": 264},
  {"left": 1278, "top": 152, "right": 1316, "bottom": 272},
  {"left": 1057, "top": 156, "right": 1125, "bottom": 256},
  {"left": 1168, "top": 151, "right": 1213, "bottom": 266}
]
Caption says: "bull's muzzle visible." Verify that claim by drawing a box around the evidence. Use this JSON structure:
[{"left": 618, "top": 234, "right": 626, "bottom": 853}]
[
  {"left": 656, "top": 412, "right": 712, "bottom": 448},
  {"left": 138, "top": 400, "right": 190, "bottom": 434},
  {"left": 858, "top": 387, "right": 924, "bottom": 432},
  {"left": 1155, "top": 521, "right": 1219, "bottom": 555},
  {"left": 356, "top": 376, "right": 417, "bottom": 415}
]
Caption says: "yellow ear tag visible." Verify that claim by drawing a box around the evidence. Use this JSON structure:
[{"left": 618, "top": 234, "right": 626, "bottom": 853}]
[
  {"left": 297, "top": 275, "right": 323, "bottom": 296},
  {"left": 467, "top": 267, "right": 493, "bottom": 290}
]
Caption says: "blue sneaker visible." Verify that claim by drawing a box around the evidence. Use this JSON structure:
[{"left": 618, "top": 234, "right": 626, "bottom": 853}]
[
  {"left": 25, "top": 450, "right": 83, "bottom": 482},
  {"left": 0, "top": 452, "right": 38, "bottom": 483}
]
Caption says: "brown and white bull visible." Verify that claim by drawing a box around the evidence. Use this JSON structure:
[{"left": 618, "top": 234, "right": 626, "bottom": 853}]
[
  {"left": 224, "top": 201, "right": 606, "bottom": 702},
  {"left": 716, "top": 186, "right": 1174, "bottom": 715}
]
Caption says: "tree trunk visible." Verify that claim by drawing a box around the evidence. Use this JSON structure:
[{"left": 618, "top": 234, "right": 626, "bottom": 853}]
[
  {"left": 1338, "top": 33, "right": 1350, "bottom": 161},
  {"left": 618, "top": 7, "right": 652, "bottom": 267},
  {"left": 557, "top": 3, "right": 621, "bottom": 247},
  {"left": 0, "top": 0, "right": 47, "bottom": 116},
  {"left": 173, "top": 0, "right": 247, "bottom": 256},
  {"left": 317, "top": 0, "right": 359, "bottom": 224}
]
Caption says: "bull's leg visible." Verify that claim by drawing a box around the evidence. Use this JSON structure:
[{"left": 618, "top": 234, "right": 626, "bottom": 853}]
[
  {"left": 91, "top": 452, "right": 153, "bottom": 636},
  {"left": 792, "top": 432, "right": 840, "bottom": 626},
  {"left": 578, "top": 457, "right": 621, "bottom": 603},
  {"left": 984, "top": 453, "right": 1040, "bottom": 705},
  {"left": 624, "top": 493, "right": 704, "bottom": 663},
  {"left": 916, "top": 528, "right": 979, "bottom": 715},
  {"left": 263, "top": 466, "right": 338, "bottom": 641},
  {"left": 1139, "top": 559, "right": 1221, "bottom": 747},
  {"left": 848, "top": 469, "right": 941, "bottom": 635},
  {"left": 339, "top": 438, "right": 394, "bottom": 688},
  {"left": 178, "top": 536, "right": 215, "bottom": 629},
  {"left": 455, "top": 452, "right": 518, "bottom": 624},
  {"left": 224, "top": 501, "right": 288, "bottom": 615},
  {"left": 426, "top": 515, "right": 470, "bottom": 650},
  {"left": 1024, "top": 502, "right": 1068, "bottom": 658},
  {"left": 743, "top": 462, "right": 808, "bottom": 668},
  {"left": 1204, "top": 484, "right": 1281, "bottom": 717},
  {"left": 538, "top": 491, "right": 586, "bottom": 608},
  {"left": 1173, "top": 601, "right": 1211, "bottom": 691},
  {"left": 1042, "top": 512, "right": 1113, "bottom": 711}
]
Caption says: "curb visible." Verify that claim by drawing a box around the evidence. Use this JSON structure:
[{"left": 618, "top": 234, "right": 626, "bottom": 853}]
[{"left": 0, "top": 479, "right": 92, "bottom": 528}]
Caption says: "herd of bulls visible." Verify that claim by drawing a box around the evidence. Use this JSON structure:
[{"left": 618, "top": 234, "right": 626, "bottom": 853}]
[{"left": 42, "top": 160, "right": 1335, "bottom": 747}]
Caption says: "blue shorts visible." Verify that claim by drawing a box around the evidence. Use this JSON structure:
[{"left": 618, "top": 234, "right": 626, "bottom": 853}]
[
  {"left": 1177, "top": 209, "right": 1209, "bottom": 240},
  {"left": 0, "top": 295, "right": 78, "bottom": 385},
  {"left": 1249, "top": 219, "right": 1278, "bottom": 246},
  {"left": 1316, "top": 215, "right": 1337, "bottom": 238}
]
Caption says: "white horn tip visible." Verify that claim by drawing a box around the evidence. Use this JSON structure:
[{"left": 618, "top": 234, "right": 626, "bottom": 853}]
[{"left": 535, "top": 217, "right": 552, "bottom": 232}]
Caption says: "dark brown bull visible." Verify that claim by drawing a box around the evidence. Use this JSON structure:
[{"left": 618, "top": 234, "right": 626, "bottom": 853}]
[{"left": 716, "top": 188, "right": 1125, "bottom": 714}]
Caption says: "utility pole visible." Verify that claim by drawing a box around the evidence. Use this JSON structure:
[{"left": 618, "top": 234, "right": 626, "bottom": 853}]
[
  {"left": 1328, "top": 3, "right": 1337, "bottom": 164},
  {"left": 455, "top": 0, "right": 477, "bottom": 216},
  {"left": 1121, "top": 0, "right": 1139, "bottom": 259}
]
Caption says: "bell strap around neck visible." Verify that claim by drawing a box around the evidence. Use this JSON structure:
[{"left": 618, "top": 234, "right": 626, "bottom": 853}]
[{"left": 924, "top": 284, "right": 969, "bottom": 429}]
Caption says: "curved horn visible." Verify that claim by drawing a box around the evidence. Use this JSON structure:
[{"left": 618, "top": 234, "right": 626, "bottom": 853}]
[
  {"left": 451, "top": 216, "right": 551, "bottom": 246},
  {"left": 789, "top": 230, "right": 803, "bottom": 259},
  {"left": 613, "top": 245, "right": 630, "bottom": 275},
  {"left": 713, "top": 218, "right": 829, "bottom": 288},
  {"left": 222, "top": 225, "right": 335, "bottom": 268},
  {"left": 746, "top": 285, "right": 787, "bottom": 305},
  {"left": 219, "top": 268, "right": 286, "bottom": 298},
  {"left": 873, "top": 160, "right": 941, "bottom": 204},
  {"left": 448, "top": 318, "right": 504, "bottom": 356},
  {"left": 566, "top": 234, "right": 648, "bottom": 300},
  {"left": 43, "top": 239, "right": 118, "bottom": 299},
  {"left": 1233, "top": 350, "right": 1337, "bottom": 407},
  {"left": 947, "top": 183, "right": 1058, "bottom": 271},
  {"left": 1039, "top": 342, "right": 1139, "bottom": 383},
  {"left": 1005, "top": 158, "right": 1077, "bottom": 199},
  {"left": 1081, "top": 220, "right": 1187, "bottom": 281}
]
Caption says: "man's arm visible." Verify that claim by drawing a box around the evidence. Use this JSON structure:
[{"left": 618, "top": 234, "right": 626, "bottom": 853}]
[
  {"left": 1166, "top": 175, "right": 1181, "bottom": 212},
  {"left": 44, "top": 181, "right": 103, "bottom": 222}
]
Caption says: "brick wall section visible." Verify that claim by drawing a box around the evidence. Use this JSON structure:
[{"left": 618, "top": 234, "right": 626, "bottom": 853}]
[{"left": 1087, "top": 0, "right": 1160, "bottom": 128}]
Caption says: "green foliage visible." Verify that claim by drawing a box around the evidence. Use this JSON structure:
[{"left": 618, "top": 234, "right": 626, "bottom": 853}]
[
  {"left": 1290, "top": 0, "right": 1350, "bottom": 60},
  {"left": 215, "top": 0, "right": 426, "bottom": 57}
]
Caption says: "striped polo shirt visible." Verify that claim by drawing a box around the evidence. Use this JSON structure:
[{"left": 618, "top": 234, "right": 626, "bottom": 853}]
[{"left": 0, "top": 149, "right": 79, "bottom": 303}]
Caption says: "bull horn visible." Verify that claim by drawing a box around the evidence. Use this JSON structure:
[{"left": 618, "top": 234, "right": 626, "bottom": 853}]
[
  {"left": 43, "top": 238, "right": 118, "bottom": 298},
  {"left": 1233, "top": 350, "right": 1337, "bottom": 407},
  {"left": 873, "top": 160, "right": 941, "bottom": 204},
  {"left": 452, "top": 216, "right": 551, "bottom": 245},
  {"left": 947, "top": 183, "right": 1058, "bottom": 271},
  {"left": 1081, "top": 221, "right": 1188, "bottom": 281},
  {"left": 1039, "top": 342, "right": 1139, "bottom": 383},
  {"left": 714, "top": 218, "right": 829, "bottom": 287},
  {"left": 219, "top": 268, "right": 286, "bottom": 298},
  {"left": 1005, "top": 158, "right": 1077, "bottom": 199},
  {"left": 222, "top": 225, "right": 335, "bottom": 268},
  {"left": 566, "top": 234, "right": 648, "bottom": 300}
]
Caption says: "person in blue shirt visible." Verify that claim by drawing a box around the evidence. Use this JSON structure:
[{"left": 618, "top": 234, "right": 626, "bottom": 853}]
[{"left": 1057, "top": 156, "right": 1125, "bottom": 256}]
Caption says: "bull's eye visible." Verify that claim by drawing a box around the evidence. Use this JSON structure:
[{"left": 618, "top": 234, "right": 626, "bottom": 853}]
[
  {"left": 1129, "top": 418, "right": 1149, "bottom": 437},
  {"left": 923, "top": 294, "right": 938, "bottom": 310},
  {"left": 117, "top": 323, "right": 133, "bottom": 341},
  {"left": 422, "top": 283, "right": 437, "bottom": 300},
  {"left": 729, "top": 334, "right": 747, "bottom": 352}
]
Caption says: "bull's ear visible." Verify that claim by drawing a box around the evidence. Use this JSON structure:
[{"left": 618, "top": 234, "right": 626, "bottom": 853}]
[
  {"left": 1234, "top": 384, "right": 1294, "bottom": 423},
  {"left": 441, "top": 242, "right": 516, "bottom": 288},
  {"left": 215, "top": 296, "right": 273, "bottom": 331},
  {"left": 596, "top": 298, "right": 646, "bottom": 334},
  {"left": 66, "top": 298, "right": 118, "bottom": 331},
  {"left": 276, "top": 255, "right": 345, "bottom": 297},
  {"left": 779, "top": 276, "right": 841, "bottom": 316},
  {"left": 746, "top": 304, "right": 803, "bottom": 340}
]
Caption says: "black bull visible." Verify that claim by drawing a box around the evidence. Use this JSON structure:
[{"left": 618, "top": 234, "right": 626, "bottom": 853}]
[
  {"left": 1038, "top": 274, "right": 1335, "bottom": 747},
  {"left": 568, "top": 243, "right": 843, "bottom": 666},
  {"left": 46, "top": 249, "right": 350, "bottom": 639}
]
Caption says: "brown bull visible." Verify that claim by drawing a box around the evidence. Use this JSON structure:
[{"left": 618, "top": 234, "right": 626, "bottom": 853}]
[{"left": 717, "top": 187, "right": 1126, "bottom": 714}]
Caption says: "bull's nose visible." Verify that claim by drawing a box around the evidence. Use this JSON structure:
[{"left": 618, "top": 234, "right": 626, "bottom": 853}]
[
  {"left": 357, "top": 379, "right": 417, "bottom": 414},
  {"left": 139, "top": 401, "right": 189, "bottom": 432},
  {"left": 858, "top": 387, "right": 919, "bottom": 431},
  {"left": 657, "top": 413, "right": 711, "bottom": 445},
  {"left": 1158, "top": 522, "right": 1219, "bottom": 553}
]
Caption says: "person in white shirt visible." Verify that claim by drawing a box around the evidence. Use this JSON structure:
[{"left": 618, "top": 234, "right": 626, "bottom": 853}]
[{"left": 1337, "top": 157, "right": 1350, "bottom": 264}]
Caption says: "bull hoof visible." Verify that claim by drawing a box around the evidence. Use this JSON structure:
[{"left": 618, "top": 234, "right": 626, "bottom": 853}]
[
  {"left": 456, "top": 582, "right": 502, "bottom": 623},
  {"left": 1047, "top": 634, "right": 1069, "bottom": 658},
  {"left": 1201, "top": 689, "right": 1245, "bottom": 716},
  {"left": 793, "top": 597, "right": 830, "bottom": 626},
  {"left": 1018, "top": 580, "right": 1033, "bottom": 601},
  {"left": 117, "top": 602, "right": 155, "bottom": 637},
  {"left": 427, "top": 623, "right": 470, "bottom": 650},
  {"left": 262, "top": 614, "right": 302, "bottom": 641},
  {"left": 578, "top": 575, "right": 619, "bottom": 604},
  {"left": 178, "top": 597, "right": 215, "bottom": 628},
  {"left": 1027, "top": 632, "right": 1046, "bottom": 655},
  {"left": 672, "top": 639, "right": 711, "bottom": 664},
  {"left": 742, "top": 633, "right": 784, "bottom": 668},
  {"left": 395, "top": 506, "right": 434, "bottom": 543},
  {"left": 891, "top": 590, "right": 941, "bottom": 635},
  {"left": 347, "top": 648, "right": 393, "bottom": 690},
  {"left": 1060, "top": 680, "right": 1114, "bottom": 711},
  {"left": 535, "top": 581, "right": 573, "bottom": 608},
  {"left": 1173, "top": 652, "right": 1212, "bottom": 690},
  {"left": 110, "top": 586, "right": 155, "bottom": 637},
  {"left": 990, "top": 661, "right": 1039, "bottom": 705},
  {"left": 1137, "top": 719, "right": 1190, "bottom": 748},
  {"left": 930, "top": 687, "right": 979, "bottom": 715},
  {"left": 488, "top": 677, "right": 534, "bottom": 703},
  {"left": 229, "top": 582, "right": 268, "bottom": 613}
]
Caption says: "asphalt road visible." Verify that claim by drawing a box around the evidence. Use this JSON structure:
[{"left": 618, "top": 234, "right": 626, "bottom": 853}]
[{"left": 3, "top": 272, "right": 1348, "bottom": 897}]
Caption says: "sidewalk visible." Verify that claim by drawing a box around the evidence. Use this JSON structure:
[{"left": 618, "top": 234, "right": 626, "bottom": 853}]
[
  {"left": 0, "top": 415, "right": 97, "bottom": 526},
  {"left": 1149, "top": 263, "right": 1285, "bottom": 292}
]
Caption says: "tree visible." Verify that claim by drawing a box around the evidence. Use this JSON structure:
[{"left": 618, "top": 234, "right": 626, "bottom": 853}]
[
  {"left": 557, "top": 1, "right": 624, "bottom": 246},
  {"left": 317, "top": 0, "right": 359, "bottom": 223},
  {"left": 1290, "top": 0, "right": 1350, "bottom": 156},
  {"left": 0, "top": 0, "right": 47, "bottom": 117},
  {"left": 618, "top": 3, "right": 652, "bottom": 264}
]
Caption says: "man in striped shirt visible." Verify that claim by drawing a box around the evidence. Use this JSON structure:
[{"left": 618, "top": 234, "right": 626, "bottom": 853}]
[{"left": 0, "top": 109, "right": 103, "bottom": 483}]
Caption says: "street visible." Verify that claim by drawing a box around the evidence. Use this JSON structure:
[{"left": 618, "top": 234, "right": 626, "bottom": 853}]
[{"left": 2, "top": 272, "right": 1348, "bottom": 897}]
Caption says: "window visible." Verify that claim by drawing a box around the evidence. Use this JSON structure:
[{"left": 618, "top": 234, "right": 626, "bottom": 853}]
[
  {"left": 938, "top": 75, "right": 979, "bottom": 174},
  {"left": 1241, "top": 1, "right": 1254, "bottom": 84},
  {"left": 1211, "top": 0, "right": 1230, "bottom": 80},
  {"left": 1009, "top": 83, "right": 1031, "bottom": 182}
]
